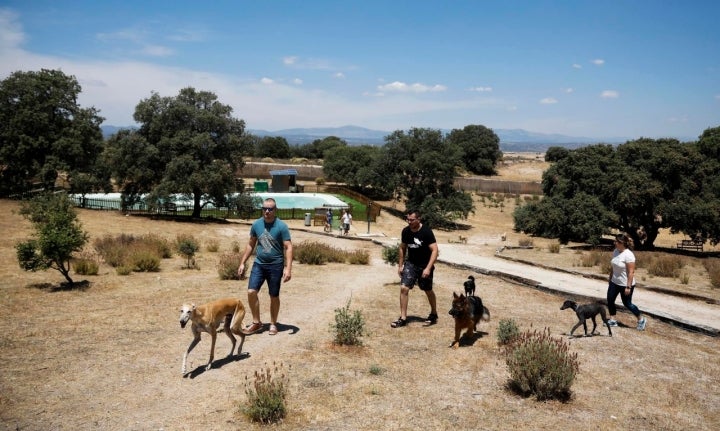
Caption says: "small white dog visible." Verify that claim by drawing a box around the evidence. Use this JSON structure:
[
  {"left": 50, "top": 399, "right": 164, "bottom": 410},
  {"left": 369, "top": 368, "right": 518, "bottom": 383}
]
[{"left": 179, "top": 298, "right": 247, "bottom": 375}]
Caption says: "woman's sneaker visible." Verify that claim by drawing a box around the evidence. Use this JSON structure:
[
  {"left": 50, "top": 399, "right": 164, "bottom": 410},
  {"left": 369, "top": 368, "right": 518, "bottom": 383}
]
[
  {"left": 605, "top": 319, "right": 618, "bottom": 327},
  {"left": 637, "top": 317, "right": 647, "bottom": 331}
]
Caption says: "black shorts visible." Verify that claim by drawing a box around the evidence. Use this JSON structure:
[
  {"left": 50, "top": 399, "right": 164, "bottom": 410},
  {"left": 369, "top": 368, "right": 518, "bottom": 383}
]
[{"left": 400, "top": 261, "right": 434, "bottom": 291}]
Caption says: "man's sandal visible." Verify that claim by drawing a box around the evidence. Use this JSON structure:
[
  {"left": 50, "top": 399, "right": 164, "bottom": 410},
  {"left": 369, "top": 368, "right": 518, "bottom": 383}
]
[{"left": 390, "top": 317, "right": 407, "bottom": 328}]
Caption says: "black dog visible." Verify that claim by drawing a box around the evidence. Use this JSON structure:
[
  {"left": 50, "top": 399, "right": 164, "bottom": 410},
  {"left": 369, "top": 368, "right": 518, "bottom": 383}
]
[
  {"left": 560, "top": 299, "right": 612, "bottom": 337},
  {"left": 463, "top": 275, "right": 476, "bottom": 297}
]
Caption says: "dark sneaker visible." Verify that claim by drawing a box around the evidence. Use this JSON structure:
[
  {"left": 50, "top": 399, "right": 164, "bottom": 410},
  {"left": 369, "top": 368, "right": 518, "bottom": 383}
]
[
  {"left": 390, "top": 318, "right": 407, "bottom": 328},
  {"left": 425, "top": 313, "right": 438, "bottom": 325}
]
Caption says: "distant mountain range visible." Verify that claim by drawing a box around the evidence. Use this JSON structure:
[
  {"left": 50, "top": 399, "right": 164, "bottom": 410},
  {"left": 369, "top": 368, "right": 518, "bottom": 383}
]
[{"left": 101, "top": 124, "right": 630, "bottom": 152}]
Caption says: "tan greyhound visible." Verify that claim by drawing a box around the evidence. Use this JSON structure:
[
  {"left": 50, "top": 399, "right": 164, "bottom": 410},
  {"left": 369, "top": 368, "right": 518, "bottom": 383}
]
[{"left": 179, "top": 298, "right": 247, "bottom": 375}]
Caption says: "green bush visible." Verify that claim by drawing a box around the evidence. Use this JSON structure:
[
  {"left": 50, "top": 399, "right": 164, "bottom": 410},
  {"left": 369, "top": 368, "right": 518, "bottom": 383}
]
[
  {"left": 496, "top": 318, "right": 520, "bottom": 345},
  {"left": 505, "top": 327, "right": 579, "bottom": 401},
  {"left": 330, "top": 299, "right": 366, "bottom": 346},
  {"left": 176, "top": 234, "right": 200, "bottom": 269},
  {"left": 217, "top": 252, "right": 242, "bottom": 280},
  {"left": 382, "top": 244, "right": 400, "bottom": 266},
  {"left": 241, "top": 362, "right": 289, "bottom": 424}
]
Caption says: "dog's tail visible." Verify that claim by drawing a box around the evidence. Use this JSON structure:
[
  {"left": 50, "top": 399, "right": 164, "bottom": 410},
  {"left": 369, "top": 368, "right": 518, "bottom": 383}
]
[
  {"left": 229, "top": 300, "right": 246, "bottom": 332},
  {"left": 481, "top": 306, "right": 490, "bottom": 321}
]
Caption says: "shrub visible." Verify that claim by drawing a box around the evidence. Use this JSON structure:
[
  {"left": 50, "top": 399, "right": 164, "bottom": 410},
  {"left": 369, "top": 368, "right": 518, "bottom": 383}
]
[
  {"left": 293, "top": 241, "right": 347, "bottom": 265},
  {"left": 548, "top": 243, "right": 560, "bottom": 253},
  {"left": 496, "top": 318, "right": 520, "bottom": 345},
  {"left": 518, "top": 238, "right": 534, "bottom": 247},
  {"left": 704, "top": 259, "right": 720, "bottom": 288},
  {"left": 330, "top": 299, "right": 366, "bottom": 346},
  {"left": 130, "top": 250, "right": 161, "bottom": 272},
  {"left": 369, "top": 365, "right": 384, "bottom": 376},
  {"left": 116, "top": 265, "right": 133, "bottom": 275},
  {"left": 73, "top": 257, "right": 99, "bottom": 275},
  {"left": 231, "top": 240, "right": 241, "bottom": 253},
  {"left": 579, "top": 249, "right": 608, "bottom": 267},
  {"left": 176, "top": 234, "right": 200, "bottom": 269},
  {"left": 347, "top": 249, "right": 370, "bottom": 265},
  {"left": 505, "top": 327, "right": 579, "bottom": 401},
  {"left": 218, "top": 252, "right": 242, "bottom": 280},
  {"left": 315, "top": 177, "right": 326, "bottom": 185},
  {"left": 647, "top": 254, "right": 685, "bottom": 278},
  {"left": 206, "top": 239, "right": 220, "bottom": 252},
  {"left": 382, "top": 244, "right": 400, "bottom": 266},
  {"left": 94, "top": 233, "right": 171, "bottom": 268},
  {"left": 241, "top": 362, "right": 289, "bottom": 424}
]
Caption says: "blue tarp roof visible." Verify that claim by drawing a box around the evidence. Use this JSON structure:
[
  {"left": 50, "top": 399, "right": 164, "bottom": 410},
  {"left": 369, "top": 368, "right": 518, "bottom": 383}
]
[{"left": 269, "top": 169, "right": 298, "bottom": 176}]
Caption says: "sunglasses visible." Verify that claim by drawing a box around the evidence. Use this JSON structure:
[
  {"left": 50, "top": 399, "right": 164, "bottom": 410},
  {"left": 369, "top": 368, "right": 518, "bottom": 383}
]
[{"left": 262, "top": 207, "right": 276, "bottom": 212}]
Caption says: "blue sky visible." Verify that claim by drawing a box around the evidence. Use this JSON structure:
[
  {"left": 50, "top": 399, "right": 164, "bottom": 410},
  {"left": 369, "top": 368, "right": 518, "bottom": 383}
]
[{"left": 1, "top": 0, "right": 718, "bottom": 140}]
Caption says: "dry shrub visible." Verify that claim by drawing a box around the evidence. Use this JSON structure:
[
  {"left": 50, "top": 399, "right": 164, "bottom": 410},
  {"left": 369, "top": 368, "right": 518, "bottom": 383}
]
[
  {"left": 294, "top": 241, "right": 364, "bottom": 265},
  {"left": 647, "top": 254, "right": 685, "bottom": 278},
  {"left": 93, "top": 233, "right": 171, "bottom": 269},
  {"left": 547, "top": 243, "right": 560, "bottom": 253},
  {"left": 704, "top": 258, "right": 720, "bottom": 288},
  {"left": 241, "top": 362, "right": 289, "bottom": 424},
  {"left": 73, "top": 253, "right": 99, "bottom": 276},
  {"left": 579, "top": 249, "right": 608, "bottom": 267},
  {"left": 518, "top": 238, "right": 534, "bottom": 247},
  {"left": 505, "top": 327, "right": 579, "bottom": 401},
  {"left": 205, "top": 238, "right": 220, "bottom": 252},
  {"left": 218, "top": 252, "right": 242, "bottom": 280}
]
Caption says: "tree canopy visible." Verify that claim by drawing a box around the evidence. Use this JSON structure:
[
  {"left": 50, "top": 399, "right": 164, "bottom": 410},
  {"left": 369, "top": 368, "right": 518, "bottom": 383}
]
[
  {"left": 0, "top": 69, "right": 105, "bottom": 196},
  {"left": 446, "top": 124, "right": 502, "bottom": 175},
  {"left": 513, "top": 127, "right": 720, "bottom": 248},
  {"left": 102, "top": 87, "right": 248, "bottom": 217},
  {"left": 372, "top": 128, "right": 474, "bottom": 228}
]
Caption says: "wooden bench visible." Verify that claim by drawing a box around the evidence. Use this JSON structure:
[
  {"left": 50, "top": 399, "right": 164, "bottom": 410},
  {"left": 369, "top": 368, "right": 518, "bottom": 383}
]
[
  {"left": 313, "top": 215, "right": 326, "bottom": 226},
  {"left": 677, "top": 239, "right": 703, "bottom": 252}
]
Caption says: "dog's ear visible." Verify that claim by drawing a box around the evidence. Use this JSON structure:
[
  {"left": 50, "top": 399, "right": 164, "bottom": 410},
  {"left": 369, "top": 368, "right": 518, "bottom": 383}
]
[
  {"left": 191, "top": 304, "right": 196, "bottom": 310},
  {"left": 453, "top": 292, "right": 459, "bottom": 299}
]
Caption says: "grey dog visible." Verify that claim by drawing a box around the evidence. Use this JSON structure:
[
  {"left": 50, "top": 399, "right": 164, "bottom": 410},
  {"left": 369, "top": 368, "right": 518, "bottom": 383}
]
[{"left": 560, "top": 299, "right": 613, "bottom": 337}]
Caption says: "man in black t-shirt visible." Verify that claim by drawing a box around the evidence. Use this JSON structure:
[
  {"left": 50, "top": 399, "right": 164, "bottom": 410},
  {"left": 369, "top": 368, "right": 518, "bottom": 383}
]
[{"left": 390, "top": 209, "right": 439, "bottom": 328}]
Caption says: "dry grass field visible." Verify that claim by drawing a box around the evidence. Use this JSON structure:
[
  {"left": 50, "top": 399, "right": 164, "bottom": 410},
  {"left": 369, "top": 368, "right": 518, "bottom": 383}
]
[{"left": 1, "top": 156, "right": 719, "bottom": 431}]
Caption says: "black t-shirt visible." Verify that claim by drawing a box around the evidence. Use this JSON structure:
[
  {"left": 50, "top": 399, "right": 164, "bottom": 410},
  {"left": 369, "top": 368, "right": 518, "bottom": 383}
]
[{"left": 401, "top": 223, "right": 437, "bottom": 267}]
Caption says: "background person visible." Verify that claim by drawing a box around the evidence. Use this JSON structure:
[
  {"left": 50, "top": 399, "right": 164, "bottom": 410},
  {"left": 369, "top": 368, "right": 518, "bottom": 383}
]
[
  {"left": 607, "top": 233, "right": 646, "bottom": 331},
  {"left": 391, "top": 209, "right": 439, "bottom": 328},
  {"left": 238, "top": 198, "right": 293, "bottom": 336},
  {"left": 341, "top": 209, "right": 352, "bottom": 235}
]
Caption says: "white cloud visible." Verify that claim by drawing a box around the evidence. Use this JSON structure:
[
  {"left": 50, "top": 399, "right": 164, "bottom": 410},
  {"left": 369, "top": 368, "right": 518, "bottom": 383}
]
[
  {"left": 140, "top": 45, "right": 174, "bottom": 57},
  {"left": 0, "top": 9, "right": 24, "bottom": 50},
  {"left": 572, "top": 63, "right": 582, "bottom": 69},
  {"left": 600, "top": 90, "right": 619, "bottom": 99},
  {"left": 565, "top": 88, "right": 574, "bottom": 93},
  {"left": 540, "top": 97, "right": 558, "bottom": 104},
  {"left": 715, "top": 94, "right": 720, "bottom": 100},
  {"left": 283, "top": 56, "right": 297, "bottom": 65},
  {"left": 293, "top": 78, "right": 303, "bottom": 85},
  {"left": 281, "top": 56, "right": 332, "bottom": 70},
  {"left": 260, "top": 77, "right": 274, "bottom": 84},
  {"left": 333, "top": 72, "right": 345, "bottom": 79},
  {"left": 592, "top": 59, "right": 605, "bottom": 66},
  {"left": 377, "top": 81, "right": 447, "bottom": 93},
  {"left": 469, "top": 86, "right": 492, "bottom": 92}
]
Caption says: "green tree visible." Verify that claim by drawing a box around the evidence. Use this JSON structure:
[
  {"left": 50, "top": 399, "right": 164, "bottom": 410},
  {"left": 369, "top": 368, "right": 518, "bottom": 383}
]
[
  {"left": 446, "top": 124, "right": 502, "bottom": 175},
  {"left": 372, "top": 128, "right": 474, "bottom": 228},
  {"left": 291, "top": 136, "right": 347, "bottom": 159},
  {"left": 255, "top": 136, "right": 291, "bottom": 159},
  {"left": 103, "top": 87, "right": 248, "bottom": 217},
  {"left": 513, "top": 130, "right": 720, "bottom": 247},
  {"left": 15, "top": 193, "right": 89, "bottom": 285},
  {"left": 322, "top": 145, "right": 382, "bottom": 190},
  {"left": 0, "top": 69, "right": 105, "bottom": 196}
]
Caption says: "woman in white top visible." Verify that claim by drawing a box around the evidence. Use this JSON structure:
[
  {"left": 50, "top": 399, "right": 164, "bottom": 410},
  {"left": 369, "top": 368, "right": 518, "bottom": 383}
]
[{"left": 607, "top": 233, "right": 646, "bottom": 331}]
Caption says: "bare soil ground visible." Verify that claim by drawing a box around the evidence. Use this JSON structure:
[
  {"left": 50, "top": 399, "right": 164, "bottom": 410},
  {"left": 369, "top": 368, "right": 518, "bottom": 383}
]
[{"left": 1, "top": 156, "right": 719, "bottom": 431}]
